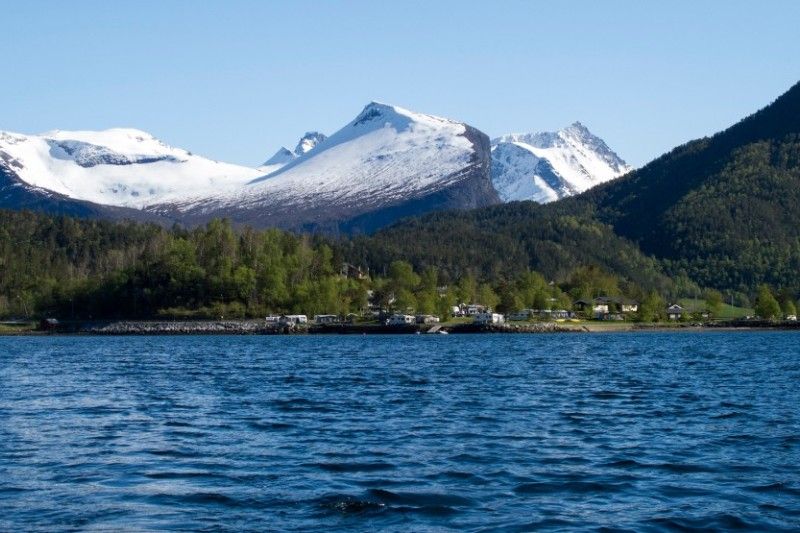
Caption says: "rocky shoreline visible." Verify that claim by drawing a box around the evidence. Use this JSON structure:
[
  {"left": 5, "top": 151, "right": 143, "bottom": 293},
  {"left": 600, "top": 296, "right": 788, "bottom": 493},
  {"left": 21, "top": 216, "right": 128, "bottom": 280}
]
[
  {"left": 7, "top": 318, "right": 800, "bottom": 336},
  {"left": 28, "top": 319, "right": 580, "bottom": 336}
]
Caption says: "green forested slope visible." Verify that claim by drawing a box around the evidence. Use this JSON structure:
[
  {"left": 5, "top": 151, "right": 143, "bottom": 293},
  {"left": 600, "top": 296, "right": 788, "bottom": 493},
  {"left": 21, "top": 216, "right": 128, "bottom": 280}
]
[
  {"left": 361, "top": 80, "right": 800, "bottom": 294},
  {"left": 575, "top": 81, "right": 800, "bottom": 291}
]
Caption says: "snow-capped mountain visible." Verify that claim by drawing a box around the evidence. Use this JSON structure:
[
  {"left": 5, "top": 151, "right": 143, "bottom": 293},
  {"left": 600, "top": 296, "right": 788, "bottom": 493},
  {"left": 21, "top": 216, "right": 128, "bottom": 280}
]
[
  {"left": 163, "top": 102, "right": 497, "bottom": 232},
  {"left": 0, "top": 128, "right": 261, "bottom": 209},
  {"left": 0, "top": 108, "right": 629, "bottom": 233},
  {"left": 293, "top": 131, "right": 327, "bottom": 156},
  {"left": 258, "top": 131, "right": 328, "bottom": 174},
  {"left": 491, "top": 122, "right": 631, "bottom": 203}
]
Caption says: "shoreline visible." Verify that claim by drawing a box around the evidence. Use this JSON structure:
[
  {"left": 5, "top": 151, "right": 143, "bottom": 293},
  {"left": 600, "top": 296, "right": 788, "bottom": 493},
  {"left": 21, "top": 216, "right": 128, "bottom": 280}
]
[{"left": 3, "top": 319, "right": 800, "bottom": 336}]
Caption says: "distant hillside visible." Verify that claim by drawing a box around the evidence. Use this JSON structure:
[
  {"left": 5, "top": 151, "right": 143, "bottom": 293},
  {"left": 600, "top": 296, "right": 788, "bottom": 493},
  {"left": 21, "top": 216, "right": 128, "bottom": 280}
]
[
  {"left": 577, "top": 80, "right": 800, "bottom": 291},
  {"left": 355, "top": 80, "right": 800, "bottom": 294},
  {"left": 344, "top": 200, "right": 676, "bottom": 294}
]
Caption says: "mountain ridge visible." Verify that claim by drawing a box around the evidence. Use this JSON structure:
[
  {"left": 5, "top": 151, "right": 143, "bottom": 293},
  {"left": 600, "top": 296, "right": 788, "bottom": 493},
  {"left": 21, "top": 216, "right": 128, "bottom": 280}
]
[{"left": 0, "top": 103, "right": 630, "bottom": 233}]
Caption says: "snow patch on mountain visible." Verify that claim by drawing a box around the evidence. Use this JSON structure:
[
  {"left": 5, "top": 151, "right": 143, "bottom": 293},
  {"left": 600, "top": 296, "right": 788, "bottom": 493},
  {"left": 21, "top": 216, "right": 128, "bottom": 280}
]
[
  {"left": 213, "top": 102, "right": 476, "bottom": 210},
  {"left": 0, "top": 128, "right": 261, "bottom": 208},
  {"left": 257, "top": 131, "right": 328, "bottom": 175},
  {"left": 294, "top": 131, "right": 327, "bottom": 155},
  {"left": 491, "top": 122, "right": 631, "bottom": 203}
]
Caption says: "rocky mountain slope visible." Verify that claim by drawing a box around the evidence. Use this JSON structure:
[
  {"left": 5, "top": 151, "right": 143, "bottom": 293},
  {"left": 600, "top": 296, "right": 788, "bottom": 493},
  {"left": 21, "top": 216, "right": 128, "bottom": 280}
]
[{"left": 491, "top": 122, "right": 631, "bottom": 203}]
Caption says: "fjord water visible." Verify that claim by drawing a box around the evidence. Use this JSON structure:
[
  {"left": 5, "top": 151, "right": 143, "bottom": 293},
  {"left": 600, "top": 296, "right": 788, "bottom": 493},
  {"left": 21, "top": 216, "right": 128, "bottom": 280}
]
[{"left": 1, "top": 333, "right": 799, "bottom": 531}]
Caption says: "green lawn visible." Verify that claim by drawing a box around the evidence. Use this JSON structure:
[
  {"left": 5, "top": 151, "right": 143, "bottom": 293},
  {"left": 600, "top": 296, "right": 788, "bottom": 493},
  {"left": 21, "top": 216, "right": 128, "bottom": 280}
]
[
  {"left": 0, "top": 321, "right": 37, "bottom": 334},
  {"left": 678, "top": 298, "right": 753, "bottom": 319},
  {"left": 439, "top": 316, "right": 475, "bottom": 326}
]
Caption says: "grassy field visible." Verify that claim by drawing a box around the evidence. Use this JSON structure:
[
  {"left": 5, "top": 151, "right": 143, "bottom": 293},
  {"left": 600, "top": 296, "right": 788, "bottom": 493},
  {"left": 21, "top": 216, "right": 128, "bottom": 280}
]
[
  {"left": 439, "top": 316, "right": 475, "bottom": 326},
  {"left": 0, "top": 322, "right": 37, "bottom": 334},
  {"left": 678, "top": 298, "right": 753, "bottom": 319}
]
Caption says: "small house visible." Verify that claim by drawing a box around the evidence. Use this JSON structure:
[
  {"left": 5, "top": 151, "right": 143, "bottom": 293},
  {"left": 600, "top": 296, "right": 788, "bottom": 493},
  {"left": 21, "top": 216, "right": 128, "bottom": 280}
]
[
  {"left": 340, "top": 262, "right": 367, "bottom": 280},
  {"left": 666, "top": 304, "right": 684, "bottom": 320},
  {"left": 281, "top": 314, "right": 308, "bottom": 325},
  {"left": 508, "top": 309, "right": 532, "bottom": 321},
  {"left": 314, "top": 314, "right": 339, "bottom": 325},
  {"left": 387, "top": 314, "right": 415, "bottom": 326},
  {"left": 465, "top": 304, "right": 487, "bottom": 316},
  {"left": 474, "top": 312, "right": 505, "bottom": 325},
  {"left": 415, "top": 314, "right": 440, "bottom": 325},
  {"left": 620, "top": 299, "right": 639, "bottom": 313}
]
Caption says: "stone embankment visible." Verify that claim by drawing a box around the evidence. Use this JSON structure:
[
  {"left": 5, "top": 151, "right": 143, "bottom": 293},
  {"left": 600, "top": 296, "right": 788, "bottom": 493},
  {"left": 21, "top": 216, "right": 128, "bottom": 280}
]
[
  {"left": 55, "top": 320, "right": 580, "bottom": 335},
  {"left": 77, "top": 320, "right": 296, "bottom": 335}
]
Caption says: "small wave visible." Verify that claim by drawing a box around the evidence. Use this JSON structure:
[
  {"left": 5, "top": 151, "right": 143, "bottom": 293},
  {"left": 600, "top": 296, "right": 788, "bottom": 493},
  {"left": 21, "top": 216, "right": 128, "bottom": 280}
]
[
  {"left": 316, "top": 494, "right": 386, "bottom": 515},
  {"left": 146, "top": 491, "right": 246, "bottom": 509},
  {"left": 514, "top": 480, "right": 632, "bottom": 494},
  {"left": 602, "top": 458, "right": 645, "bottom": 469},
  {"left": 711, "top": 411, "right": 744, "bottom": 419},
  {"left": 145, "top": 448, "right": 201, "bottom": 458},
  {"left": 448, "top": 453, "right": 491, "bottom": 464},
  {"left": 591, "top": 390, "right": 624, "bottom": 400},
  {"left": 657, "top": 484, "right": 714, "bottom": 498},
  {"left": 272, "top": 398, "right": 335, "bottom": 413},
  {"left": 311, "top": 461, "right": 396, "bottom": 473},
  {"left": 748, "top": 482, "right": 800, "bottom": 497},
  {"left": 486, "top": 518, "right": 578, "bottom": 531},
  {"left": 143, "top": 471, "right": 231, "bottom": 481},
  {"left": 602, "top": 459, "right": 714, "bottom": 474},
  {"left": 163, "top": 420, "right": 192, "bottom": 427},
  {"left": 648, "top": 513, "right": 759, "bottom": 531},
  {"left": 247, "top": 420, "right": 294, "bottom": 431},
  {"left": 390, "top": 504, "right": 458, "bottom": 516},
  {"left": 367, "top": 488, "right": 473, "bottom": 507},
  {"left": 652, "top": 462, "right": 715, "bottom": 474}
]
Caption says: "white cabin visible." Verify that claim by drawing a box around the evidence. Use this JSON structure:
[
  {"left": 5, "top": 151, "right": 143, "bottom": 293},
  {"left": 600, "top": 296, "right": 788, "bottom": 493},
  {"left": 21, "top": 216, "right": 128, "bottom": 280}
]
[
  {"left": 314, "top": 314, "right": 339, "bottom": 325},
  {"left": 474, "top": 312, "right": 504, "bottom": 325},
  {"left": 508, "top": 309, "right": 532, "bottom": 321},
  {"left": 386, "top": 314, "right": 415, "bottom": 326}
]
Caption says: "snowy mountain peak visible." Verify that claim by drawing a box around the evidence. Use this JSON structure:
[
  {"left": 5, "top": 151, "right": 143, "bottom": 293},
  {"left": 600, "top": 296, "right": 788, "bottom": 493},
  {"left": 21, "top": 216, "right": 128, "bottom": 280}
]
[
  {"left": 0, "top": 128, "right": 260, "bottom": 208},
  {"left": 258, "top": 132, "right": 329, "bottom": 174},
  {"left": 220, "top": 101, "right": 494, "bottom": 232},
  {"left": 294, "top": 131, "right": 327, "bottom": 155},
  {"left": 491, "top": 123, "right": 631, "bottom": 203},
  {"left": 352, "top": 101, "right": 402, "bottom": 127}
]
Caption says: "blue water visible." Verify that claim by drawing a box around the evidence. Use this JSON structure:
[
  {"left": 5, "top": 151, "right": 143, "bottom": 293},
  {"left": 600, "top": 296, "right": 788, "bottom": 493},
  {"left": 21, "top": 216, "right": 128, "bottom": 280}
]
[{"left": 1, "top": 332, "right": 799, "bottom": 531}]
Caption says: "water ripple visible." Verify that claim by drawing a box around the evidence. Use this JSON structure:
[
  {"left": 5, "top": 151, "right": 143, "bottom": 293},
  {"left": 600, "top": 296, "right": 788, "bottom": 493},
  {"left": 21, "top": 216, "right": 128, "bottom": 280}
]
[{"left": 0, "top": 332, "right": 799, "bottom": 531}]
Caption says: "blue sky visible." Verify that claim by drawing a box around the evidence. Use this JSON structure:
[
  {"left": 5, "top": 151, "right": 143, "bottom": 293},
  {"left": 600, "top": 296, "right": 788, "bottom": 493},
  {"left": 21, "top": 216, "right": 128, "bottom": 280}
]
[{"left": 4, "top": 0, "right": 800, "bottom": 167}]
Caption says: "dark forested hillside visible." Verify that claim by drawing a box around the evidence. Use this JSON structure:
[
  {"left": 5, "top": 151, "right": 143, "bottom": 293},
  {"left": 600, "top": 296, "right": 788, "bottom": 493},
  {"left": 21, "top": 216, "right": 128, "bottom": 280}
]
[
  {"left": 360, "top": 80, "right": 800, "bottom": 294},
  {"left": 0, "top": 208, "right": 687, "bottom": 320},
  {"left": 573, "top": 80, "right": 800, "bottom": 291},
  {"left": 343, "top": 201, "right": 677, "bottom": 294},
  {"left": 0, "top": 210, "right": 368, "bottom": 319}
]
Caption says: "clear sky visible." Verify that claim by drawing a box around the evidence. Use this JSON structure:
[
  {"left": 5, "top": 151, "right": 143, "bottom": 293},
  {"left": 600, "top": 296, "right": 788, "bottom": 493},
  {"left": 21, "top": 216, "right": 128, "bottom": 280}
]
[{"left": 4, "top": 0, "right": 800, "bottom": 167}]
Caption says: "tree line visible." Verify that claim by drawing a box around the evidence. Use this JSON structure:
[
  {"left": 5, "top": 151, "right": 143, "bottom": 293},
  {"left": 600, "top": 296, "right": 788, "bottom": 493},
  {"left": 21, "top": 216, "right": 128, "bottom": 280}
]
[{"left": 0, "top": 209, "right": 796, "bottom": 321}]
